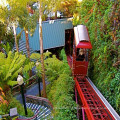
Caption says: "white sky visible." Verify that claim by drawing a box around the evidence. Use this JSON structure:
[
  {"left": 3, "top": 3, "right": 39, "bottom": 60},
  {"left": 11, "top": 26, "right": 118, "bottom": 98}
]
[
  {"left": 0, "top": 0, "right": 8, "bottom": 6},
  {"left": 78, "top": 0, "right": 82, "bottom": 2}
]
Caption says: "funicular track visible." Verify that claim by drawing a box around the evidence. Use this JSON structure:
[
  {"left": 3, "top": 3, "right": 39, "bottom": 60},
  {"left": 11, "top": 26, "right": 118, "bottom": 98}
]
[
  {"left": 75, "top": 76, "right": 115, "bottom": 120},
  {"left": 66, "top": 24, "right": 120, "bottom": 120},
  {"left": 67, "top": 55, "right": 120, "bottom": 120}
]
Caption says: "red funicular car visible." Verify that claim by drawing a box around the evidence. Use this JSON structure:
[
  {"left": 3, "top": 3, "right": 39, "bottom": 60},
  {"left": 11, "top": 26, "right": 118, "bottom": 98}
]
[{"left": 72, "top": 25, "right": 92, "bottom": 76}]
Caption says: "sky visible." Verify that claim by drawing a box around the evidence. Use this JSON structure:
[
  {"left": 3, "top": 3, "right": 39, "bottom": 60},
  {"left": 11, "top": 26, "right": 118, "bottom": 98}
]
[{"left": 0, "top": 0, "right": 8, "bottom": 7}]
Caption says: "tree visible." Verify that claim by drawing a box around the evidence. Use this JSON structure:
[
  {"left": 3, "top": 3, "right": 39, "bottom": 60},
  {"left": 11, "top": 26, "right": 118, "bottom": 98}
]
[
  {"left": 18, "top": 7, "right": 38, "bottom": 58},
  {"left": 38, "top": 0, "right": 47, "bottom": 98},
  {"left": 0, "top": 0, "right": 22, "bottom": 52},
  {"left": 37, "top": 0, "right": 74, "bottom": 98},
  {"left": 37, "top": 0, "right": 62, "bottom": 98},
  {"left": 0, "top": 0, "right": 36, "bottom": 53},
  {"left": 0, "top": 22, "right": 14, "bottom": 52},
  {"left": 30, "top": 0, "right": 62, "bottom": 98}
]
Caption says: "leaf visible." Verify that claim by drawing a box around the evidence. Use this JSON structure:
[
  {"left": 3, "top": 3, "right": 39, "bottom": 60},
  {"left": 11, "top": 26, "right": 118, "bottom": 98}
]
[
  {"left": 23, "top": 62, "right": 34, "bottom": 73},
  {"left": 11, "top": 67, "right": 23, "bottom": 80},
  {"left": 7, "top": 80, "right": 18, "bottom": 86},
  {"left": 30, "top": 53, "right": 41, "bottom": 60},
  {"left": 104, "top": 46, "right": 107, "bottom": 54}
]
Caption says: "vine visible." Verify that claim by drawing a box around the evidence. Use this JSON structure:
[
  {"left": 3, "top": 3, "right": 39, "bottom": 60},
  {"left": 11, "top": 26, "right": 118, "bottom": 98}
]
[{"left": 73, "top": 0, "right": 120, "bottom": 114}]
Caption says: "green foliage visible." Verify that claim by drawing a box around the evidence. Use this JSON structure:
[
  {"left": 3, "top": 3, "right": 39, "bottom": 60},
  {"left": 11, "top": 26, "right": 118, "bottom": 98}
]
[
  {"left": 59, "top": 49, "right": 67, "bottom": 62},
  {"left": 0, "top": 51, "right": 33, "bottom": 90},
  {"left": 18, "top": 6, "right": 38, "bottom": 36},
  {"left": 31, "top": 49, "right": 77, "bottom": 119},
  {"left": 0, "top": 92, "right": 34, "bottom": 119},
  {"left": 0, "top": 42, "right": 11, "bottom": 55},
  {"left": 0, "top": 22, "right": 14, "bottom": 48},
  {"left": 23, "top": 59, "right": 34, "bottom": 80},
  {"left": 0, "top": 51, "right": 24, "bottom": 88},
  {"left": 23, "top": 61, "right": 34, "bottom": 73},
  {"left": 45, "top": 49, "right": 77, "bottom": 120},
  {"left": 30, "top": 51, "right": 52, "bottom": 61},
  {"left": 73, "top": 0, "right": 120, "bottom": 114},
  {"left": 30, "top": 53, "right": 41, "bottom": 61}
]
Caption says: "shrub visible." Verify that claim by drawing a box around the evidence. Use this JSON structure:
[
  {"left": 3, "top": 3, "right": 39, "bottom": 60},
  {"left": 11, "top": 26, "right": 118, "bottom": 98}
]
[
  {"left": 0, "top": 51, "right": 34, "bottom": 91},
  {"left": 0, "top": 92, "right": 34, "bottom": 119},
  {"left": 31, "top": 49, "right": 78, "bottom": 119},
  {"left": 46, "top": 49, "right": 78, "bottom": 120}
]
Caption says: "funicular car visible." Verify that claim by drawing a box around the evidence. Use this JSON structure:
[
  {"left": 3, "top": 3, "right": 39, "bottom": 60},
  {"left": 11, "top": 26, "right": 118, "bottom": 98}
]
[{"left": 72, "top": 25, "right": 92, "bottom": 76}]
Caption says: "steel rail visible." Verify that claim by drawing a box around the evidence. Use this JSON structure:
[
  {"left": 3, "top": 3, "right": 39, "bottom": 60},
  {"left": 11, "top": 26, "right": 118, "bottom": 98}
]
[
  {"left": 74, "top": 77, "right": 95, "bottom": 120},
  {"left": 87, "top": 77, "right": 120, "bottom": 120},
  {"left": 75, "top": 76, "right": 117, "bottom": 119}
]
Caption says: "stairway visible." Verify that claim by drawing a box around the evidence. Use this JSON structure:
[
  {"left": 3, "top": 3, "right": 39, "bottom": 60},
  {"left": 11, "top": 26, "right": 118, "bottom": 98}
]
[
  {"left": 13, "top": 40, "right": 35, "bottom": 57},
  {"left": 17, "top": 95, "right": 53, "bottom": 120}
]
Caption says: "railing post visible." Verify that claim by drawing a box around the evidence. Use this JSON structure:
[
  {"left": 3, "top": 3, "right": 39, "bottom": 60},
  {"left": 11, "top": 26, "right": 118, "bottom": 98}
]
[
  {"left": 82, "top": 107, "right": 85, "bottom": 120},
  {"left": 20, "top": 84, "right": 28, "bottom": 115},
  {"left": 38, "top": 77, "right": 41, "bottom": 97},
  {"left": 75, "top": 88, "right": 79, "bottom": 119}
]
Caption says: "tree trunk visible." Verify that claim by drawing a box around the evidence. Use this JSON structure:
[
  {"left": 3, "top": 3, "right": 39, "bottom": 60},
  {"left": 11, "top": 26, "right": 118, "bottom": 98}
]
[
  {"left": 0, "top": 39, "right": 2, "bottom": 51},
  {"left": 25, "top": 29, "right": 32, "bottom": 77},
  {"left": 39, "top": 2, "right": 47, "bottom": 98},
  {"left": 25, "top": 30, "right": 30, "bottom": 58},
  {"left": 55, "top": 11, "right": 57, "bottom": 19},
  {"left": 13, "top": 23, "right": 19, "bottom": 52}
]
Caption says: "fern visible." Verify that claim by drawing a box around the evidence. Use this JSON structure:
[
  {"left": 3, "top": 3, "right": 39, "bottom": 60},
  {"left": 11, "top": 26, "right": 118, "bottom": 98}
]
[
  {"left": 30, "top": 51, "right": 52, "bottom": 61},
  {"left": 30, "top": 53, "right": 41, "bottom": 61},
  {"left": 23, "top": 62, "right": 34, "bottom": 73},
  {"left": 0, "top": 51, "right": 32, "bottom": 90},
  {"left": 7, "top": 80, "right": 18, "bottom": 86}
]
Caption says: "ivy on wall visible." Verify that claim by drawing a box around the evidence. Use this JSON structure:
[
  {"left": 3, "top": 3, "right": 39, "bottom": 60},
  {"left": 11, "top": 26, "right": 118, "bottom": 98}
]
[{"left": 73, "top": 0, "right": 120, "bottom": 114}]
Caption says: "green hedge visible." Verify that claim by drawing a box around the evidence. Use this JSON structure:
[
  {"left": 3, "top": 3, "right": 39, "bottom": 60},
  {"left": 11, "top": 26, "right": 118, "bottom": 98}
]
[{"left": 45, "top": 49, "right": 78, "bottom": 120}]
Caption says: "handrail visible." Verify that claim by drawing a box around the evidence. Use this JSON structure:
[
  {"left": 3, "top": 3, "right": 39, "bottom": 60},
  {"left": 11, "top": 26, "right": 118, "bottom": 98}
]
[
  {"left": 12, "top": 75, "right": 37, "bottom": 95},
  {"left": 12, "top": 75, "right": 37, "bottom": 90},
  {"left": 17, "top": 95, "right": 53, "bottom": 120},
  {"left": 26, "top": 95, "right": 53, "bottom": 110},
  {"left": 16, "top": 110, "right": 39, "bottom": 120}
]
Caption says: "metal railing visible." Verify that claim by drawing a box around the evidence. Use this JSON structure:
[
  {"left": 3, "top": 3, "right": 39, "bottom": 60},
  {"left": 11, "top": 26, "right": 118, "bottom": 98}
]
[
  {"left": 26, "top": 95, "right": 53, "bottom": 110},
  {"left": 16, "top": 95, "right": 53, "bottom": 120},
  {"left": 12, "top": 75, "right": 37, "bottom": 95}
]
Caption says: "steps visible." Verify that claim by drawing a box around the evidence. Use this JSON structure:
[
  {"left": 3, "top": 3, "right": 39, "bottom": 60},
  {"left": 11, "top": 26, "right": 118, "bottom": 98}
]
[
  {"left": 26, "top": 103, "right": 52, "bottom": 119},
  {"left": 17, "top": 95, "right": 53, "bottom": 120},
  {"left": 13, "top": 40, "right": 35, "bottom": 57}
]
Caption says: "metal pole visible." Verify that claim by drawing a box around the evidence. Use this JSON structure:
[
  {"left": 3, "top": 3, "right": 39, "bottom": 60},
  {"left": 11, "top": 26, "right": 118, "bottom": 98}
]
[
  {"left": 38, "top": 78, "right": 41, "bottom": 97},
  {"left": 75, "top": 88, "right": 79, "bottom": 119},
  {"left": 82, "top": 107, "right": 85, "bottom": 120},
  {"left": 20, "top": 83, "right": 28, "bottom": 115}
]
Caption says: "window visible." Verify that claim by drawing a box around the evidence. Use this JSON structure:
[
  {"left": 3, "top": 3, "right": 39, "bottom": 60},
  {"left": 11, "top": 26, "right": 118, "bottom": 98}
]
[{"left": 76, "top": 48, "right": 88, "bottom": 61}]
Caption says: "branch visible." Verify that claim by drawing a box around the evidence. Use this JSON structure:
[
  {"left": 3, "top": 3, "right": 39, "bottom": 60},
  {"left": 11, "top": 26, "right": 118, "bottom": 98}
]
[{"left": 113, "top": 61, "right": 120, "bottom": 67}]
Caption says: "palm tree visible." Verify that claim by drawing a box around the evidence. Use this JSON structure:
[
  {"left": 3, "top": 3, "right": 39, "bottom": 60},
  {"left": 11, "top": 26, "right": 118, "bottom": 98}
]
[
  {"left": 38, "top": 0, "right": 68, "bottom": 98},
  {"left": 18, "top": 8, "right": 38, "bottom": 58},
  {"left": 39, "top": 1, "right": 47, "bottom": 97},
  {"left": 0, "top": 0, "right": 23, "bottom": 52}
]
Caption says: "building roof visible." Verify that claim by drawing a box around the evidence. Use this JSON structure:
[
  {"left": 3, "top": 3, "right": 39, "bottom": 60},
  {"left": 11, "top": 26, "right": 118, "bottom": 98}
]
[
  {"left": 17, "top": 18, "right": 73, "bottom": 51},
  {"left": 74, "top": 25, "right": 92, "bottom": 49}
]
